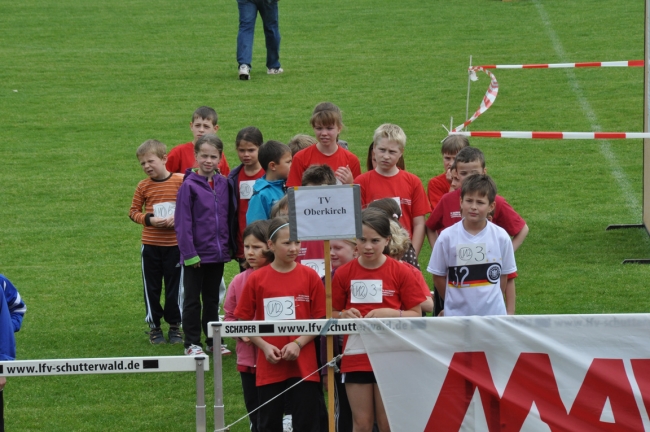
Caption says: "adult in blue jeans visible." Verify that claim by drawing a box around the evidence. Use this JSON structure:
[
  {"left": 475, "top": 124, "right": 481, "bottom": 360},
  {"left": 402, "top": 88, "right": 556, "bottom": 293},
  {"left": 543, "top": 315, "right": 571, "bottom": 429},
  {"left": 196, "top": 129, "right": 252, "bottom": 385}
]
[{"left": 237, "top": 0, "right": 283, "bottom": 80}]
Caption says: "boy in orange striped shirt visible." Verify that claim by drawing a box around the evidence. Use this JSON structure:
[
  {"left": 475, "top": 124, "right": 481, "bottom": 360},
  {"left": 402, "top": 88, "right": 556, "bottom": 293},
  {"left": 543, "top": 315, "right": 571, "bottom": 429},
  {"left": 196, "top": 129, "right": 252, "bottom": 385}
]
[{"left": 129, "top": 140, "right": 185, "bottom": 345}]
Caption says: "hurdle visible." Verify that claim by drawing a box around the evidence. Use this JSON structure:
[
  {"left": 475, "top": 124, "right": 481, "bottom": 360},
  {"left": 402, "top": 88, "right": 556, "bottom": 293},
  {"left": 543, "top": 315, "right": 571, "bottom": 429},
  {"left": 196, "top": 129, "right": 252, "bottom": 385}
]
[{"left": 0, "top": 355, "right": 209, "bottom": 432}]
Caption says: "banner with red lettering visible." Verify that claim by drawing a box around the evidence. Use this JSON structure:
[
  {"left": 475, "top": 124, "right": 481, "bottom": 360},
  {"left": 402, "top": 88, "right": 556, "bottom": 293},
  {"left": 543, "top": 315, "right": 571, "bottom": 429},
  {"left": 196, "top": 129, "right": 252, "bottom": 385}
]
[{"left": 353, "top": 315, "right": 650, "bottom": 431}]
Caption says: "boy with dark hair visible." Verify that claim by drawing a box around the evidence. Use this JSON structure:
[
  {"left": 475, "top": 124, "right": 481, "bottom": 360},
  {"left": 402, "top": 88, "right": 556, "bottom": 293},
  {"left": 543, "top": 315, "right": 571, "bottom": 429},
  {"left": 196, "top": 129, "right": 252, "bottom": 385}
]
[
  {"left": 0, "top": 274, "right": 27, "bottom": 431},
  {"left": 129, "top": 140, "right": 184, "bottom": 344},
  {"left": 166, "top": 106, "right": 230, "bottom": 176},
  {"left": 246, "top": 140, "right": 291, "bottom": 224},
  {"left": 426, "top": 146, "right": 528, "bottom": 316},
  {"left": 427, "top": 135, "right": 469, "bottom": 211},
  {"left": 302, "top": 164, "right": 337, "bottom": 186},
  {"left": 427, "top": 174, "right": 517, "bottom": 316}
]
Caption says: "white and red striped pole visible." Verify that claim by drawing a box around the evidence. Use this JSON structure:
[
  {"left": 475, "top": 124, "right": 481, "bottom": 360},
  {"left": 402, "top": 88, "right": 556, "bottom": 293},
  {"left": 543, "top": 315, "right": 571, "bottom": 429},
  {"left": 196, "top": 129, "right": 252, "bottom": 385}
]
[
  {"left": 449, "top": 131, "right": 650, "bottom": 139},
  {"left": 473, "top": 60, "right": 644, "bottom": 70}
]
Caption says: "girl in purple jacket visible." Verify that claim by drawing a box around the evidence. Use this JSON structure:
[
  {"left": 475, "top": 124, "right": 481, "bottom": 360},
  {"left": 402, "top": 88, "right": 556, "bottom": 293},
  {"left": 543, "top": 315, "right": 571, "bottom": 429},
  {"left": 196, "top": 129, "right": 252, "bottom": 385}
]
[{"left": 175, "top": 134, "right": 231, "bottom": 356}]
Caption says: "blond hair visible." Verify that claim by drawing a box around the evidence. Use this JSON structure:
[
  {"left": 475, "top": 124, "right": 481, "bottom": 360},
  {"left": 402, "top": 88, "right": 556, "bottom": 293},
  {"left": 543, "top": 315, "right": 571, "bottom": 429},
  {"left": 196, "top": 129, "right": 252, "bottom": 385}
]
[
  {"left": 373, "top": 123, "right": 406, "bottom": 150},
  {"left": 136, "top": 139, "right": 166, "bottom": 159},
  {"left": 388, "top": 220, "right": 411, "bottom": 260}
]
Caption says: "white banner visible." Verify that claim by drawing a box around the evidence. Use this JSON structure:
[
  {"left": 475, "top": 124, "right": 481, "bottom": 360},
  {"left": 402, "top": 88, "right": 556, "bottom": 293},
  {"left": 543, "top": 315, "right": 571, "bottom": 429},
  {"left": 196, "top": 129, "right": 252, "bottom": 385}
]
[{"left": 356, "top": 315, "right": 650, "bottom": 431}]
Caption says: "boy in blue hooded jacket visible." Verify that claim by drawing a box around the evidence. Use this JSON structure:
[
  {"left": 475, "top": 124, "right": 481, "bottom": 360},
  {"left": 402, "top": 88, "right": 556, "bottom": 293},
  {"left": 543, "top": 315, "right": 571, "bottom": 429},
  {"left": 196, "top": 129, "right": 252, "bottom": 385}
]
[{"left": 246, "top": 140, "right": 291, "bottom": 224}]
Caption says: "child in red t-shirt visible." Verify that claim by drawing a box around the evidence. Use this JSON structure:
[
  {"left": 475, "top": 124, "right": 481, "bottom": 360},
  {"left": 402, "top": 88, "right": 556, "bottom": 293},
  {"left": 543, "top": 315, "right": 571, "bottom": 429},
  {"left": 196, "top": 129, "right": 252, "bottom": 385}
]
[
  {"left": 234, "top": 218, "right": 327, "bottom": 432},
  {"left": 354, "top": 124, "right": 430, "bottom": 258},
  {"left": 426, "top": 135, "right": 469, "bottom": 211},
  {"left": 286, "top": 102, "right": 361, "bottom": 187},
  {"left": 224, "top": 220, "right": 273, "bottom": 432},
  {"left": 332, "top": 208, "right": 425, "bottom": 432},
  {"left": 227, "top": 126, "right": 265, "bottom": 269},
  {"left": 166, "top": 106, "right": 230, "bottom": 176}
]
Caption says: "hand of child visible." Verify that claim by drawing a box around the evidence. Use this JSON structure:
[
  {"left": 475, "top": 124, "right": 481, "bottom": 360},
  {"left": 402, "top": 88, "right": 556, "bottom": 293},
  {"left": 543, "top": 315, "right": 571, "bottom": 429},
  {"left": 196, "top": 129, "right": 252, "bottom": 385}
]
[
  {"left": 262, "top": 344, "right": 282, "bottom": 364},
  {"left": 343, "top": 308, "right": 362, "bottom": 319},
  {"left": 165, "top": 215, "right": 175, "bottom": 228},
  {"left": 281, "top": 341, "right": 301, "bottom": 361},
  {"left": 241, "top": 336, "right": 252, "bottom": 345},
  {"left": 437, "top": 309, "right": 445, "bottom": 317},
  {"left": 149, "top": 217, "right": 168, "bottom": 228},
  {"left": 335, "top": 165, "right": 354, "bottom": 185},
  {"left": 364, "top": 308, "right": 394, "bottom": 318},
  {"left": 0, "top": 376, "right": 6, "bottom": 391}
]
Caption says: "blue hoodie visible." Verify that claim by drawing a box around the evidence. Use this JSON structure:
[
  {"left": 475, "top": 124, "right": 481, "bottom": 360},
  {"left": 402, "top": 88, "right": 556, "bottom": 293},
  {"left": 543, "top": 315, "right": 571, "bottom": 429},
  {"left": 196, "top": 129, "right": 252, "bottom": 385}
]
[
  {"left": 0, "top": 275, "right": 26, "bottom": 361},
  {"left": 246, "top": 175, "right": 286, "bottom": 225},
  {"left": 175, "top": 169, "right": 232, "bottom": 266}
]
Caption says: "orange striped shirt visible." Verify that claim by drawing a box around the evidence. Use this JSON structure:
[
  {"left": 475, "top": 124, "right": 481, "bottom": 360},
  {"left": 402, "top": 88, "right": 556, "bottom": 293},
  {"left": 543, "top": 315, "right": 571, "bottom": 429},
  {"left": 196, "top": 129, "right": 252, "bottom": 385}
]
[{"left": 129, "top": 173, "right": 184, "bottom": 246}]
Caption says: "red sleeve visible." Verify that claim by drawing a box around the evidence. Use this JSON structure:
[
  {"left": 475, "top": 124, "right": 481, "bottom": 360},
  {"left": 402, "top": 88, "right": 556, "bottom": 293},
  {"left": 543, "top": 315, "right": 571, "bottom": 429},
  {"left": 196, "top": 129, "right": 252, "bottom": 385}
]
[
  {"left": 234, "top": 273, "right": 257, "bottom": 320},
  {"left": 398, "top": 264, "right": 427, "bottom": 310},
  {"left": 219, "top": 152, "right": 230, "bottom": 177},
  {"left": 332, "top": 266, "right": 349, "bottom": 311},
  {"left": 308, "top": 270, "right": 327, "bottom": 318},
  {"left": 353, "top": 174, "right": 369, "bottom": 207},
  {"left": 425, "top": 196, "right": 446, "bottom": 232},
  {"left": 166, "top": 146, "right": 182, "bottom": 173},
  {"left": 427, "top": 174, "right": 450, "bottom": 211},
  {"left": 493, "top": 196, "right": 526, "bottom": 236},
  {"left": 410, "top": 177, "right": 430, "bottom": 218},
  {"left": 348, "top": 152, "right": 362, "bottom": 179},
  {"left": 286, "top": 153, "right": 305, "bottom": 187}
]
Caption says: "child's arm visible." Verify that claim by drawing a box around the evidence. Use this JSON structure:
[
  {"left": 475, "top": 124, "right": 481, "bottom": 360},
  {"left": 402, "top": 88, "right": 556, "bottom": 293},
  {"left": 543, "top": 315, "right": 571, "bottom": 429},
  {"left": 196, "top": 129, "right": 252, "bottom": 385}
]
[
  {"left": 2, "top": 276, "right": 26, "bottom": 332},
  {"left": 433, "top": 275, "right": 447, "bottom": 301},
  {"left": 503, "top": 274, "right": 515, "bottom": 315},
  {"left": 426, "top": 227, "right": 438, "bottom": 249},
  {"left": 250, "top": 337, "right": 282, "bottom": 364},
  {"left": 174, "top": 185, "right": 200, "bottom": 266},
  {"left": 411, "top": 216, "right": 425, "bottom": 257},
  {"left": 335, "top": 166, "right": 354, "bottom": 185},
  {"left": 365, "top": 304, "right": 421, "bottom": 318},
  {"left": 280, "top": 335, "right": 318, "bottom": 361},
  {"left": 129, "top": 184, "right": 171, "bottom": 228},
  {"left": 511, "top": 223, "right": 529, "bottom": 252}
]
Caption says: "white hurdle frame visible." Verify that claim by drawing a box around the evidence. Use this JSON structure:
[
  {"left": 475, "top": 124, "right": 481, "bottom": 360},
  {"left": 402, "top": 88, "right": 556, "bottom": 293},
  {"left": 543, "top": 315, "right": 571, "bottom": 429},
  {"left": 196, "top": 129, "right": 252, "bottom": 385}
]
[{"left": 0, "top": 355, "right": 209, "bottom": 432}]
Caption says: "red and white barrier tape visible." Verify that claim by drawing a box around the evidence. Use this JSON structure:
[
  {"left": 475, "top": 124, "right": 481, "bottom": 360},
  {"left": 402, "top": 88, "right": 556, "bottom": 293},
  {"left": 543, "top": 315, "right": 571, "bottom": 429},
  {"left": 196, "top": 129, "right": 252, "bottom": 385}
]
[
  {"left": 452, "top": 67, "right": 499, "bottom": 132},
  {"left": 474, "top": 60, "right": 644, "bottom": 69},
  {"left": 449, "top": 131, "right": 650, "bottom": 139}
]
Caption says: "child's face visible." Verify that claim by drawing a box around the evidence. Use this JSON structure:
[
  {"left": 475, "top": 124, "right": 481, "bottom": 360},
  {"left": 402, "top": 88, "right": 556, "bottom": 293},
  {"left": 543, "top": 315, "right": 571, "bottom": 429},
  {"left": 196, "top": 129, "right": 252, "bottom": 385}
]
[
  {"left": 190, "top": 117, "right": 219, "bottom": 143},
  {"left": 455, "top": 160, "right": 485, "bottom": 186},
  {"left": 449, "top": 168, "right": 460, "bottom": 191},
  {"left": 244, "top": 234, "right": 270, "bottom": 270},
  {"left": 460, "top": 191, "right": 495, "bottom": 225},
  {"left": 195, "top": 144, "right": 222, "bottom": 177},
  {"left": 268, "top": 228, "right": 300, "bottom": 265},
  {"left": 313, "top": 122, "right": 341, "bottom": 148},
  {"left": 373, "top": 139, "right": 404, "bottom": 172},
  {"left": 270, "top": 152, "right": 292, "bottom": 179},
  {"left": 237, "top": 140, "right": 260, "bottom": 167},
  {"left": 442, "top": 152, "right": 457, "bottom": 171},
  {"left": 330, "top": 240, "right": 356, "bottom": 269},
  {"left": 138, "top": 152, "right": 168, "bottom": 180},
  {"left": 357, "top": 225, "right": 389, "bottom": 266}
]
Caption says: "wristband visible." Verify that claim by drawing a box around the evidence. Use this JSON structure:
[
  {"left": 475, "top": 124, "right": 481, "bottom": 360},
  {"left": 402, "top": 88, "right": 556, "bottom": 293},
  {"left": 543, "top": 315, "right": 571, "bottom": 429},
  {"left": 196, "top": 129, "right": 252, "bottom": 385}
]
[{"left": 293, "top": 340, "right": 302, "bottom": 349}]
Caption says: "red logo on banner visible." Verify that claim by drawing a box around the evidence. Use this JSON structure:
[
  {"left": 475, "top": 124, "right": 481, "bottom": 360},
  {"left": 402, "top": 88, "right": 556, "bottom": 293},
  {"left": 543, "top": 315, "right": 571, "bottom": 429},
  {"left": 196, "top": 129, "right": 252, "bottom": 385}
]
[{"left": 425, "top": 352, "right": 650, "bottom": 431}]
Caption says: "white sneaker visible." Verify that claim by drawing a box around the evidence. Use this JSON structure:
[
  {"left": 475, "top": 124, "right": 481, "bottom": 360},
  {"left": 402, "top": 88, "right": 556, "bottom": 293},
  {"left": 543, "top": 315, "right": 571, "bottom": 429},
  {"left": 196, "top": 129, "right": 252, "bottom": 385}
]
[
  {"left": 184, "top": 344, "right": 204, "bottom": 356},
  {"left": 221, "top": 344, "right": 232, "bottom": 355},
  {"left": 282, "top": 414, "right": 293, "bottom": 432},
  {"left": 239, "top": 64, "right": 250, "bottom": 80},
  {"left": 267, "top": 67, "right": 284, "bottom": 75}
]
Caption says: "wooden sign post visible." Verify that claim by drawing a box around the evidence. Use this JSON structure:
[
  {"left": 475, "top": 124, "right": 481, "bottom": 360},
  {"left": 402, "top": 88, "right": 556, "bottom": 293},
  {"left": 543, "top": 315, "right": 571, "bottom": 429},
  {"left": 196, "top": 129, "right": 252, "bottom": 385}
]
[{"left": 287, "top": 185, "right": 362, "bottom": 432}]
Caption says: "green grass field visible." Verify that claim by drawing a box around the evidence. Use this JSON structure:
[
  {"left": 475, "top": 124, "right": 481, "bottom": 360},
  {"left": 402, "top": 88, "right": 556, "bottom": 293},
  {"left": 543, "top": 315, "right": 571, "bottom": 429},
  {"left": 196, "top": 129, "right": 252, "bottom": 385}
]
[{"left": 1, "top": 0, "right": 649, "bottom": 430}]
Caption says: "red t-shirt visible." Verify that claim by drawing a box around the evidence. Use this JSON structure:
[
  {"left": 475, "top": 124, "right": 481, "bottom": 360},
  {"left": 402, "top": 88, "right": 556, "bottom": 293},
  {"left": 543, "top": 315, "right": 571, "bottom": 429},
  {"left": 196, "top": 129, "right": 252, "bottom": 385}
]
[
  {"left": 166, "top": 142, "right": 230, "bottom": 176},
  {"left": 234, "top": 264, "right": 326, "bottom": 386},
  {"left": 401, "top": 261, "right": 431, "bottom": 298},
  {"left": 425, "top": 189, "right": 526, "bottom": 236},
  {"left": 332, "top": 257, "right": 426, "bottom": 373},
  {"left": 427, "top": 172, "right": 450, "bottom": 211},
  {"left": 354, "top": 170, "right": 430, "bottom": 237},
  {"left": 236, "top": 167, "right": 265, "bottom": 258},
  {"left": 286, "top": 145, "right": 361, "bottom": 187}
]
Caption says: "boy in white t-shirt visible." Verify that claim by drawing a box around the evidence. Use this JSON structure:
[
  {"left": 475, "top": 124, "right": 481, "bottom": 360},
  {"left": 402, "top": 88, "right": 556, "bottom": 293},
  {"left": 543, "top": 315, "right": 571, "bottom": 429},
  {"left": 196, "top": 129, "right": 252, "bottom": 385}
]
[{"left": 427, "top": 174, "right": 516, "bottom": 316}]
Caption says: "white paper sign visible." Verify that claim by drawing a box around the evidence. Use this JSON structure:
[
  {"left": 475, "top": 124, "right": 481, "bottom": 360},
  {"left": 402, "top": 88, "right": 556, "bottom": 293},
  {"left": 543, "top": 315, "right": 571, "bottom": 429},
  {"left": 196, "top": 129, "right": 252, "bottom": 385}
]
[
  {"left": 455, "top": 243, "right": 488, "bottom": 266},
  {"left": 350, "top": 280, "right": 383, "bottom": 304},
  {"left": 239, "top": 180, "right": 256, "bottom": 200},
  {"left": 302, "top": 259, "right": 325, "bottom": 278},
  {"left": 290, "top": 185, "right": 361, "bottom": 240},
  {"left": 263, "top": 296, "right": 296, "bottom": 320},
  {"left": 153, "top": 202, "right": 175, "bottom": 218}
]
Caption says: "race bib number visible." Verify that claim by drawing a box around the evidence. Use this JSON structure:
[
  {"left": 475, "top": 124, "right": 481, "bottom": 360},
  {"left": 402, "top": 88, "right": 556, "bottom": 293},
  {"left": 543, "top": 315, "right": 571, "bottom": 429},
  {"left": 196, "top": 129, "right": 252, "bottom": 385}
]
[
  {"left": 263, "top": 296, "right": 296, "bottom": 320},
  {"left": 302, "top": 259, "right": 325, "bottom": 278},
  {"left": 153, "top": 202, "right": 175, "bottom": 218},
  {"left": 350, "top": 280, "right": 383, "bottom": 304},
  {"left": 239, "top": 180, "right": 256, "bottom": 200},
  {"left": 455, "top": 243, "right": 488, "bottom": 266}
]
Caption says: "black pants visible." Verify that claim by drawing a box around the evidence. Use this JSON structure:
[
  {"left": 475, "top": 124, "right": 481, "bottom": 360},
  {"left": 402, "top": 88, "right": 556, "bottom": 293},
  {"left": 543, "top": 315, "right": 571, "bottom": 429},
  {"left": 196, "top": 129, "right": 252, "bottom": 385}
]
[
  {"left": 257, "top": 379, "right": 326, "bottom": 432},
  {"left": 141, "top": 245, "right": 182, "bottom": 328},
  {"left": 182, "top": 263, "right": 224, "bottom": 348},
  {"left": 1, "top": 389, "right": 4, "bottom": 432},
  {"left": 241, "top": 372, "right": 259, "bottom": 432},
  {"left": 433, "top": 287, "right": 444, "bottom": 316}
]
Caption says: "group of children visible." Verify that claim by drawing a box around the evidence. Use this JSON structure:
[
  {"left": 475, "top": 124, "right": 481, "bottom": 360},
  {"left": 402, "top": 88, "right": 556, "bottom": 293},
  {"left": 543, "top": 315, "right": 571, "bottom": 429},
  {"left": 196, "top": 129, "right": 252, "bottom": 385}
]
[{"left": 128, "top": 102, "right": 528, "bottom": 431}]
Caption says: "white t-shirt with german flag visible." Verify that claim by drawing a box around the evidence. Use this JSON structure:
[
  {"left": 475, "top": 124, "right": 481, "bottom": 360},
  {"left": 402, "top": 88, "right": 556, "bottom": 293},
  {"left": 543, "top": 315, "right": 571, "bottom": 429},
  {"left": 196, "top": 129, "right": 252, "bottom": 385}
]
[{"left": 427, "top": 220, "right": 516, "bottom": 316}]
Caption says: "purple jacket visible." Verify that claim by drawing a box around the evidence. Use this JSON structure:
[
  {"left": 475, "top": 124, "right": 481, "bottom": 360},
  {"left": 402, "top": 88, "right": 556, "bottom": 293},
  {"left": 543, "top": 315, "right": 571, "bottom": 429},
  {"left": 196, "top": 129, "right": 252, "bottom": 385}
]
[{"left": 175, "top": 169, "right": 232, "bottom": 265}]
